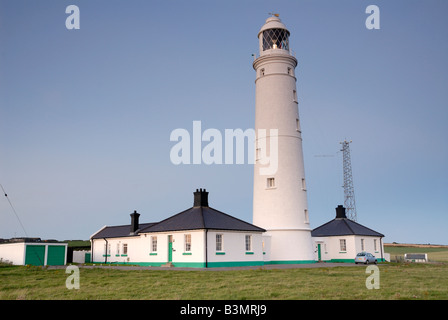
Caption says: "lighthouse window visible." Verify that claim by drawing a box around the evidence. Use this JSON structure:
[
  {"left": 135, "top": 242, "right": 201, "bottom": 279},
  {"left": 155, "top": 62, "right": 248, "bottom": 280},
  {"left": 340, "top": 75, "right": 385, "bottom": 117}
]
[
  {"left": 296, "top": 118, "right": 301, "bottom": 132},
  {"left": 267, "top": 177, "right": 275, "bottom": 188},
  {"left": 262, "top": 28, "right": 290, "bottom": 51},
  {"left": 293, "top": 90, "right": 298, "bottom": 102},
  {"left": 260, "top": 68, "right": 265, "bottom": 76}
]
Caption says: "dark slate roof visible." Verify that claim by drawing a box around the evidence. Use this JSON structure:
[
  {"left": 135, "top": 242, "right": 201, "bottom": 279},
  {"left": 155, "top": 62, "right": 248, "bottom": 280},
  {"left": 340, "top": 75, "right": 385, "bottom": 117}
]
[
  {"left": 311, "top": 217, "right": 384, "bottom": 237},
  {"left": 312, "top": 205, "right": 384, "bottom": 237},
  {"left": 91, "top": 223, "right": 156, "bottom": 239},
  {"left": 91, "top": 189, "right": 265, "bottom": 240},
  {"left": 91, "top": 207, "right": 264, "bottom": 239},
  {"left": 139, "top": 206, "right": 266, "bottom": 233}
]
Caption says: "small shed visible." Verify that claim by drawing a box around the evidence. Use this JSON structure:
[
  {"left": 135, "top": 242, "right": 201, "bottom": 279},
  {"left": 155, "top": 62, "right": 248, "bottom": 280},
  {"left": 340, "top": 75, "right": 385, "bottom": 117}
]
[
  {"left": 404, "top": 253, "right": 428, "bottom": 263},
  {"left": 0, "top": 238, "right": 67, "bottom": 266}
]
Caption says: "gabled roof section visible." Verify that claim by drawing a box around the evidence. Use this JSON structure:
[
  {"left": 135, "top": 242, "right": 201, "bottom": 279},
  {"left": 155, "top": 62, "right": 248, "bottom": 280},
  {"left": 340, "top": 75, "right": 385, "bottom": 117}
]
[
  {"left": 311, "top": 205, "right": 384, "bottom": 237},
  {"left": 91, "top": 189, "right": 265, "bottom": 240},
  {"left": 139, "top": 206, "right": 265, "bottom": 233},
  {"left": 91, "top": 223, "right": 156, "bottom": 239}
]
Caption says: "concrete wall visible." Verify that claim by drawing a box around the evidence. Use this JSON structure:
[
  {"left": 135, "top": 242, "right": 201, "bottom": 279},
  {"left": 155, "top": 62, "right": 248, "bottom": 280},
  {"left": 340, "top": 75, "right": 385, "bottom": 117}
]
[{"left": 0, "top": 242, "right": 25, "bottom": 265}]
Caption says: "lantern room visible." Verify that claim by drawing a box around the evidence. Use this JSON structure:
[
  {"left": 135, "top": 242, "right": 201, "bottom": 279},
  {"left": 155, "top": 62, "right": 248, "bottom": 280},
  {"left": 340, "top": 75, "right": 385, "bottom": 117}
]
[{"left": 257, "top": 16, "right": 291, "bottom": 55}]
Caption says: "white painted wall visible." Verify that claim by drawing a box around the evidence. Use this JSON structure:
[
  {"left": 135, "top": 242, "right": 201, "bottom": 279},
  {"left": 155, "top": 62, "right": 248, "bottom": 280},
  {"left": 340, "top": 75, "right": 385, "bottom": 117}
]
[
  {"left": 312, "top": 236, "right": 385, "bottom": 262},
  {"left": 0, "top": 242, "right": 25, "bottom": 265},
  {"left": 72, "top": 250, "right": 91, "bottom": 264},
  {"left": 91, "top": 229, "right": 265, "bottom": 267},
  {"left": 207, "top": 231, "right": 264, "bottom": 266}
]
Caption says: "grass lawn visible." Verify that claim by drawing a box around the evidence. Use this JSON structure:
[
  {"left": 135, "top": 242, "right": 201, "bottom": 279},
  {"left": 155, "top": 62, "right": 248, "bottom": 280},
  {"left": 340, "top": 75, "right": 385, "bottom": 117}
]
[
  {"left": 385, "top": 245, "right": 448, "bottom": 262},
  {"left": 1, "top": 262, "right": 447, "bottom": 300}
]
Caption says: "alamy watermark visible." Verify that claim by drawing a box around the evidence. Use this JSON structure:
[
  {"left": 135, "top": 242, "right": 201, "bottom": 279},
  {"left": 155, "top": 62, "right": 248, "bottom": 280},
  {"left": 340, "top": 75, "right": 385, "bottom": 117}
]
[
  {"left": 66, "top": 265, "right": 80, "bottom": 290},
  {"left": 365, "top": 265, "right": 380, "bottom": 289},
  {"left": 169, "top": 121, "right": 278, "bottom": 175}
]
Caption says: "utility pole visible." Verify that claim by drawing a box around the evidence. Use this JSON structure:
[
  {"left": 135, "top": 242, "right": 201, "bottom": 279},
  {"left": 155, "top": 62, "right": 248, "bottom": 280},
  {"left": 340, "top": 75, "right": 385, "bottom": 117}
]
[{"left": 340, "top": 140, "right": 357, "bottom": 221}]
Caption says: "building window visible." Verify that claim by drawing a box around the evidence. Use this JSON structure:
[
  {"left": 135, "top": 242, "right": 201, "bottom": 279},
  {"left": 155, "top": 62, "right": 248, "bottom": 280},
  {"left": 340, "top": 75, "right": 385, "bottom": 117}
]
[
  {"left": 293, "top": 90, "right": 298, "bottom": 103},
  {"left": 122, "top": 243, "right": 128, "bottom": 255},
  {"left": 116, "top": 243, "right": 120, "bottom": 256},
  {"left": 361, "top": 239, "right": 365, "bottom": 251},
  {"left": 287, "top": 67, "right": 292, "bottom": 75},
  {"left": 260, "top": 68, "right": 265, "bottom": 76},
  {"left": 296, "top": 118, "right": 301, "bottom": 132},
  {"left": 304, "top": 209, "right": 309, "bottom": 223},
  {"left": 339, "top": 239, "right": 346, "bottom": 252},
  {"left": 374, "top": 239, "right": 378, "bottom": 252},
  {"left": 216, "top": 234, "right": 223, "bottom": 252},
  {"left": 151, "top": 236, "right": 157, "bottom": 252},
  {"left": 245, "top": 235, "right": 252, "bottom": 252},
  {"left": 184, "top": 234, "right": 191, "bottom": 252},
  {"left": 267, "top": 177, "right": 275, "bottom": 189}
]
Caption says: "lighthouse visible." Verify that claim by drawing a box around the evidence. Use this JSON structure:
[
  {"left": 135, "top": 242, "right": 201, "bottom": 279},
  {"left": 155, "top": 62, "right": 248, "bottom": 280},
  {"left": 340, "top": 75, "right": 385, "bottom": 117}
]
[{"left": 252, "top": 16, "right": 315, "bottom": 263}]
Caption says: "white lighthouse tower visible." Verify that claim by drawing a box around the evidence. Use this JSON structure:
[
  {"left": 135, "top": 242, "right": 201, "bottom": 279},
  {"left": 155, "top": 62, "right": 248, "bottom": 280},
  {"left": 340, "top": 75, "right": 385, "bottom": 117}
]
[{"left": 252, "top": 16, "right": 315, "bottom": 264}]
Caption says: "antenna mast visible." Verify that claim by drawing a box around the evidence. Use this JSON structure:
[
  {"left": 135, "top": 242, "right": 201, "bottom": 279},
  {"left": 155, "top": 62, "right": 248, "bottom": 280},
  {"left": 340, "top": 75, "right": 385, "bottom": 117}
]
[{"left": 340, "top": 140, "right": 357, "bottom": 221}]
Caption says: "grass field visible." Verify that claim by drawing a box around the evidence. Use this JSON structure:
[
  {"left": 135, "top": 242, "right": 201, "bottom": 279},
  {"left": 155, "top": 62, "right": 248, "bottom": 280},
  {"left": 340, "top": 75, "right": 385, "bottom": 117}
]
[
  {"left": 1, "top": 262, "right": 447, "bottom": 300},
  {"left": 385, "top": 244, "right": 448, "bottom": 262}
]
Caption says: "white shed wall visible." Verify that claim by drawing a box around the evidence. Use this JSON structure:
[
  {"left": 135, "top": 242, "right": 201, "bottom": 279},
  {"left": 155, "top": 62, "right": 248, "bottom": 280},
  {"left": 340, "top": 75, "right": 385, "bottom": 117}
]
[{"left": 0, "top": 242, "right": 26, "bottom": 265}]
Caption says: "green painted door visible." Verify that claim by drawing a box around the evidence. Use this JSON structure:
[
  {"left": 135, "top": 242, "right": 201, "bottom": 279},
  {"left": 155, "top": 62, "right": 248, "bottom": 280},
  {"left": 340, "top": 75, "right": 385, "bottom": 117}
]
[
  {"left": 85, "top": 252, "right": 91, "bottom": 263},
  {"left": 25, "top": 245, "right": 46, "bottom": 266},
  {"left": 317, "top": 244, "right": 322, "bottom": 261},
  {"left": 47, "top": 245, "right": 66, "bottom": 266},
  {"left": 168, "top": 235, "right": 173, "bottom": 262}
]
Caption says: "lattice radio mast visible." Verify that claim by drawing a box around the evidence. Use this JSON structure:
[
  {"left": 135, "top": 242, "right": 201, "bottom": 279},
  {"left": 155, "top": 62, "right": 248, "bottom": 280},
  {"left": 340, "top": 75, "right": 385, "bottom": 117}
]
[{"left": 340, "top": 140, "right": 357, "bottom": 221}]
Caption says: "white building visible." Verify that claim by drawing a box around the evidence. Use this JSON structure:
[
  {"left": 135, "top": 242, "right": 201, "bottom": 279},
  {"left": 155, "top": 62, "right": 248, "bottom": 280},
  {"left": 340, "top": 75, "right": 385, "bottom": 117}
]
[
  {"left": 312, "top": 205, "right": 386, "bottom": 262},
  {"left": 91, "top": 189, "right": 266, "bottom": 268},
  {"left": 252, "top": 16, "right": 314, "bottom": 264},
  {"left": 0, "top": 238, "right": 67, "bottom": 266}
]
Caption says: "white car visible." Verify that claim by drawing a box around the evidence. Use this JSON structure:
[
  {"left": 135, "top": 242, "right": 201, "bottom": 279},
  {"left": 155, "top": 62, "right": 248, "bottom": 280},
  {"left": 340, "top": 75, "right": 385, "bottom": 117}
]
[{"left": 354, "top": 252, "right": 377, "bottom": 264}]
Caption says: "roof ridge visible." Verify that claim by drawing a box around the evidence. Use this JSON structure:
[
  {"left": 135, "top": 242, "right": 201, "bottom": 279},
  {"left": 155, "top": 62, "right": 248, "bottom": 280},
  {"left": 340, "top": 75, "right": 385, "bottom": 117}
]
[
  {"left": 311, "top": 218, "right": 335, "bottom": 232},
  {"left": 345, "top": 219, "right": 385, "bottom": 237},
  {"left": 207, "top": 206, "right": 264, "bottom": 230},
  {"left": 138, "top": 207, "right": 194, "bottom": 233},
  {"left": 343, "top": 219, "right": 356, "bottom": 234}
]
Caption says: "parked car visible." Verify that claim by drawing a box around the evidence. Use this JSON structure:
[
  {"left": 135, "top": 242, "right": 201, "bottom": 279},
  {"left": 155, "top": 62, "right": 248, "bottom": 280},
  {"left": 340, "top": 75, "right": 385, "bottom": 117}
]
[{"left": 355, "top": 252, "right": 377, "bottom": 264}]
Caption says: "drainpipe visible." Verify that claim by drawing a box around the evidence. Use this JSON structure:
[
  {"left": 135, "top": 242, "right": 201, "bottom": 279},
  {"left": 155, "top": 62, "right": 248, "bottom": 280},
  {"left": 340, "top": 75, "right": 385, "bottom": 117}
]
[
  {"left": 205, "top": 230, "right": 208, "bottom": 268},
  {"left": 380, "top": 237, "right": 384, "bottom": 262},
  {"left": 104, "top": 238, "right": 108, "bottom": 264}
]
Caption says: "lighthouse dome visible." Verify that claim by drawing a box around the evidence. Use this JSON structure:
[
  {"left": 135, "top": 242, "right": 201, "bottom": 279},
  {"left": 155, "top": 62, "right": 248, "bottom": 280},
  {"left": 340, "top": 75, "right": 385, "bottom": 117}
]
[
  {"left": 257, "top": 16, "right": 291, "bottom": 53},
  {"left": 258, "top": 16, "right": 289, "bottom": 36}
]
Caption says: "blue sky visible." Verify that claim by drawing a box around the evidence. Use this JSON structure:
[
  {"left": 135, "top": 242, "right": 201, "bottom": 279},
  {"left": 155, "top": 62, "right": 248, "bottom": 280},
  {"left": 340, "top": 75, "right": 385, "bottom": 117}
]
[{"left": 1, "top": 0, "right": 447, "bottom": 244}]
